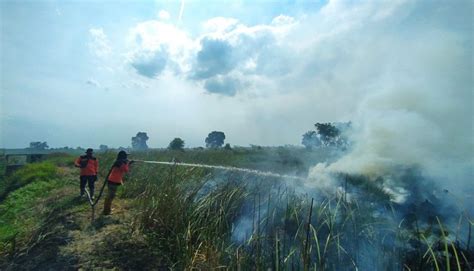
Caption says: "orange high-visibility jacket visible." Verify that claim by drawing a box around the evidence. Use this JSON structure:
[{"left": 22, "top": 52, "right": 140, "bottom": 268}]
[
  {"left": 108, "top": 162, "right": 130, "bottom": 184},
  {"left": 74, "top": 156, "right": 99, "bottom": 176}
]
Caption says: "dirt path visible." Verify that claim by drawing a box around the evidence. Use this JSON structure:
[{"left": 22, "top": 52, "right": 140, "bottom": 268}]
[
  {"left": 30, "top": 168, "right": 147, "bottom": 270},
  {"left": 56, "top": 168, "right": 142, "bottom": 269},
  {"left": 2, "top": 166, "right": 162, "bottom": 270},
  {"left": 60, "top": 198, "right": 139, "bottom": 270}
]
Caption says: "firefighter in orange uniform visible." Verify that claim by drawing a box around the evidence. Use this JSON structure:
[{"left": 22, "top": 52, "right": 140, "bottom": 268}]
[
  {"left": 74, "top": 148, "right": 99, "bottom": 199},
  {"left": 103, "top": 150, "right": 134, "bottom": 215}
]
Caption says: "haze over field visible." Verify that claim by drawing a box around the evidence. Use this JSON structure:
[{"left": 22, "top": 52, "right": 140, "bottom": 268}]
[{"left": 1, "top": 0, "right": 471, "bottom": 149}]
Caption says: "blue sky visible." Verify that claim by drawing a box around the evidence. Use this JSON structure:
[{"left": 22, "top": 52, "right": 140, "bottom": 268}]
[{"left": 1, "top": 0, "right": 472, "bottom": 151}]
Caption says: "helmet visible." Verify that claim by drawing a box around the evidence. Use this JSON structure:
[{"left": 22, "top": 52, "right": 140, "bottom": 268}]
[{"left": 117, "top": 150, "right": 128, "bottom": 160}]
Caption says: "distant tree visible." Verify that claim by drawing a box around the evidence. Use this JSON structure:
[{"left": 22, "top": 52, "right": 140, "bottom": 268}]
[
  {"left": 302, "top": 131, "right": 321, "bottom": 149},
  {"left": 315, "top": 123, "right": 340, "bottom": 146},
  {"left": 132, "top": 132, "right": 149, "bottom": 150},
  {"left": 224, "top": 143, "right": 232, "bottom": 150},
  {"left": 168, "top": 138, "right": 185, "bottom": 151},
  {"left": 205, "top": 131, "right": 225, "bottom": 148},
  {"left": 29, "top": 141, "right": 49, "bottom": 150},
  {"left": 99, "top": 144, "right": 109, "bottom": 151},
  {"left": 308, "top": 122, "right": 352, "bottom": 148}
]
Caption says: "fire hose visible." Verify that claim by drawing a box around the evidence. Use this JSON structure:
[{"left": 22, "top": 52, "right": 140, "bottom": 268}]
[{"left": 83, "top": 165, "right": 114, "bottom": 221}]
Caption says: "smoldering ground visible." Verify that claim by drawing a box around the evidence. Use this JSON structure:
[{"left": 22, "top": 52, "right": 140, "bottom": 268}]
[
  {"left": 114, "top": 135, "right": 473, "bottom": 270},
  {"left": 229, "top": 172, "right": 472, "bottom": 269},
  {"left": 159, "top": 154, "right": 471, "bottom": 270}
]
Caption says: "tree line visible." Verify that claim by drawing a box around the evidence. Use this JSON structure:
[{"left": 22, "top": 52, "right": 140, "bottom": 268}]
[
  {"left": 129, "top": 131, "right": 229, "bottom": 151},
  {"left": 25, "top": 123, "right": 351, "bottom": 151},
  {"left": 26, "top": 131, "right": 230, "bottom": 152}
]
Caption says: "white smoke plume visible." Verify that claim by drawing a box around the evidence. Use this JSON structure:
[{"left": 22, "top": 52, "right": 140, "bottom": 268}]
[{"left": 302, "top": 1, "right": 473, "bottom": 205}]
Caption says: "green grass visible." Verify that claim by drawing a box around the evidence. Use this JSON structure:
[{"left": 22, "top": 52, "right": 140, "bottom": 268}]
[
  {"left": 0, "top": 160, "right": 76, "bottom": 266},
  {"left": 0, "top": 180, "right": 80, "bottom": 267},
  {"left": 118, "top": 149, "right": 472, "bottom": 270},
  {"left": 0, "top": 179, "right": 63, "bottom": 242},
  {"left": 44, "top": 152, "right": 76, "bottom": 167},
  {"left": 0, "top": 148, "right": 472, "bottom": 270},
  {"left": 0, "top": 162, "right": 58, "bottom": 201},
  {"left": 93, "top": 146, "right": 334, "bottom": 174},
  {"left": 0, "top": 156, "right": 5, "bottom": 196}
]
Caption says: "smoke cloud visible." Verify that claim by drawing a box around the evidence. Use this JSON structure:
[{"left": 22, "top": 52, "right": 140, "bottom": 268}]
[{"left": 307, "top": 1, "right": 473, "bottom": 204}]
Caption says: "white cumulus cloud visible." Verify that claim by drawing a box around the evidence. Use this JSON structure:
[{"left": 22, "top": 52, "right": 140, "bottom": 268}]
[
  {"left": 88, "top": 27, "right": 112, "bottom": 58},
  {"left": 127, "top": 20, "right": 195, "bottom": 77}
]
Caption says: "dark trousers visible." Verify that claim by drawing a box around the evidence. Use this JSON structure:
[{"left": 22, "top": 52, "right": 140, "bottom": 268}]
[
  {"left": 103, "top": 182, "right": 120, "bottom": 215},
  {"left": 80, "top": 175, "right": 97, "bottom": 197}
]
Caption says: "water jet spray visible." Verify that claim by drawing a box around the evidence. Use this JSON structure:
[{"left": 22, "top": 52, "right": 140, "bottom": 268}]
[{"left": 133, "top": 159, "right": 307, "bottom": 181}]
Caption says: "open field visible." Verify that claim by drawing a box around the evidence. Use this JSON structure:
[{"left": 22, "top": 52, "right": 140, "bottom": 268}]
[
  {"left": 2, "top": 0, "right": 472, "bottom": 269},
  {"left": 0, "top": 148, "right": 473, "bottom": 270}
]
